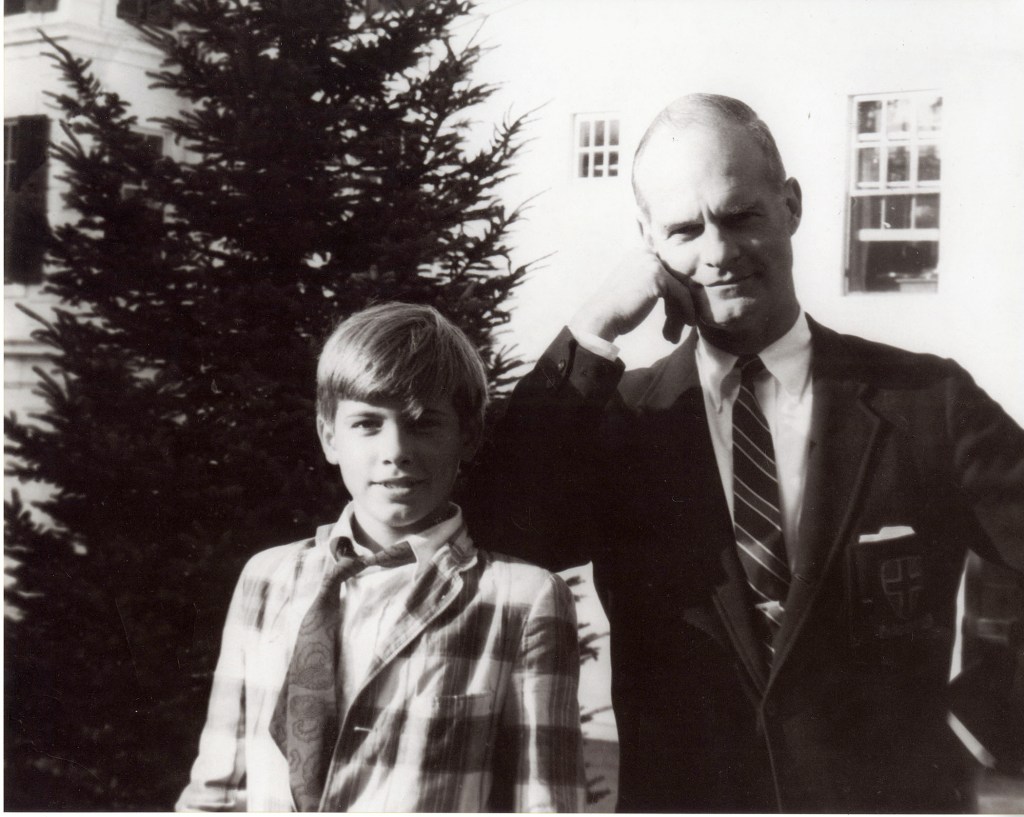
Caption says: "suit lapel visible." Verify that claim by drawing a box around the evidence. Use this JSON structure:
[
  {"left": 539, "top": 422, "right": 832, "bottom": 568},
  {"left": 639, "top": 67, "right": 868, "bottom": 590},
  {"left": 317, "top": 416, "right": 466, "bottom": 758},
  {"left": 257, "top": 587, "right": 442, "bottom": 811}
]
[
  {"left": 770, "top": 319, "right": 882, "bottom": 680},
  {"left": 638, "top": 332, "right": 769, "bottom": 690}
]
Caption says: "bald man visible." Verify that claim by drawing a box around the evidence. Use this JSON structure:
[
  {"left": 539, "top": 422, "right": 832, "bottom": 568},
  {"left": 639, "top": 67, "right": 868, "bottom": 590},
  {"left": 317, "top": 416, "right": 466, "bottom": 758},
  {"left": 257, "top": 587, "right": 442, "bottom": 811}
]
[{"left": 467, "top": 94, "right": 1024, "bottom": 812}]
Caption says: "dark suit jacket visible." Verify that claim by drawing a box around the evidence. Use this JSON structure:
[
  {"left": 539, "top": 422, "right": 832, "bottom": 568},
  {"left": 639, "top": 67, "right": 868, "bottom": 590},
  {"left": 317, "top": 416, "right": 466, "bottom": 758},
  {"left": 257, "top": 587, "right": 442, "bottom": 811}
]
[{"left": 465, "top": 317, "right": 1024, "bottom": 812}]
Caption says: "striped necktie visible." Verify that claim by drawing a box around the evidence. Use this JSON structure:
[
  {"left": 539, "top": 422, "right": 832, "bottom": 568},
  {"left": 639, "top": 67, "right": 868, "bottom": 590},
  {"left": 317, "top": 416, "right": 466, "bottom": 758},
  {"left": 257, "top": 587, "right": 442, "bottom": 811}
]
[
  {"left": 268, "top": 538, "right": 415, "bottom": 811},
  {"left": 732, "top": 354, "right": 791, "bottom": 670}
]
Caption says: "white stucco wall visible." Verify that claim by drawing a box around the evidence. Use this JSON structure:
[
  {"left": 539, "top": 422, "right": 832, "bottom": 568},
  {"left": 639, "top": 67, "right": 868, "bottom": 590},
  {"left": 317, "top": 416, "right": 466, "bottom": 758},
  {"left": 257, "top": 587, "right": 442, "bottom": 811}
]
[{"left": 469, "top": 0, "right": 1024, "bottom": 423}]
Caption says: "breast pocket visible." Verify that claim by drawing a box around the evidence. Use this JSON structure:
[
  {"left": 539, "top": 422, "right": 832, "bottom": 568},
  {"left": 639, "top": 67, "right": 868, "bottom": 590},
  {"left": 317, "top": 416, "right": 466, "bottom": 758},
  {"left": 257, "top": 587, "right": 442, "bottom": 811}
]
[{"left": 846, "top": 527, "right": 939, "bottom": 667}]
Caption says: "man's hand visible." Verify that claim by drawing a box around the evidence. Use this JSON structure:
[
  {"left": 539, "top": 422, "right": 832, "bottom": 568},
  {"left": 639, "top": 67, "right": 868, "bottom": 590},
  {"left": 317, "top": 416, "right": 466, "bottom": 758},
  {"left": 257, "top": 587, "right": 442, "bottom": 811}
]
[{"left": 568, "top": 244, "right": 697, "bottom": 344}]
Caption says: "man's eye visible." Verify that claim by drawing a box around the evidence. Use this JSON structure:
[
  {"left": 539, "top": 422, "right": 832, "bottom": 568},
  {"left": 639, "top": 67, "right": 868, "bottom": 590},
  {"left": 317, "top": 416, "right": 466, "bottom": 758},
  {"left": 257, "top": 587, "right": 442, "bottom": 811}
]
[
  {"left": 727, "top": 211, "right": 757, "bottom": 226},
  {"left": 671, "top": 225, "right": 703, "bottom": 240}
]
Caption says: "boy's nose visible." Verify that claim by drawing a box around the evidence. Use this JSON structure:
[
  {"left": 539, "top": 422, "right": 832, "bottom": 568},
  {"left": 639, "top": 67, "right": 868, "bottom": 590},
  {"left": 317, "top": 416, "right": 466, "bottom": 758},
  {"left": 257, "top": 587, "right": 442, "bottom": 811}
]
[{"left": 379, "top": 426, "right": 413, "bottom": 466}]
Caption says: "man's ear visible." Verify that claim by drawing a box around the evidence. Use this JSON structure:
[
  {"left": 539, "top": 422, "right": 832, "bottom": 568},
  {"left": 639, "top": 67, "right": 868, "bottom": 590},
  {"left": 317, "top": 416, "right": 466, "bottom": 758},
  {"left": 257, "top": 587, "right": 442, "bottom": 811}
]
[
  {"left": 783, "top": 177, "right": 802, "bottom": 235},
  {"left": 636, "top": 209, "right": 656, "bottom": 248},
  {"left": 316, "top": 415, "right": 340, "bottom": 465}
]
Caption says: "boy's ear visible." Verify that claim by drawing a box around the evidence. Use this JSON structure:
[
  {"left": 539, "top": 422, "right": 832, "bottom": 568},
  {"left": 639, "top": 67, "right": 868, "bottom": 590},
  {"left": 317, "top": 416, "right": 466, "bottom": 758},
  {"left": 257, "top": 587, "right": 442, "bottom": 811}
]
[
  {"left": 459, "top": 421, "right": 483, "bottom": 463},
  {"left": 316, "top": 415, "right": 340, "bottom": 465}
]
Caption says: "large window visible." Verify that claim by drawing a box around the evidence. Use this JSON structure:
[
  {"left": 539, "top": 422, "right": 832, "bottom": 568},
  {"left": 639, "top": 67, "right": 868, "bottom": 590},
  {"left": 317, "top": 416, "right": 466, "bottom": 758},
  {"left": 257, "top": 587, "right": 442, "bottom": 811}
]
[
  {"left": 846, "top": 91, "right": 942, "bottom": 293},
  {"left": 115, "top": 0, "right": 171, "bottom": 25},
  {"left": 4, "top": 116, "right": 50, "bottom": 285},
  {"left": 5, "top": 0, "right": 57, "bottom": 15},
  {"left": 574, "top": 114, "right": 620, "bottom": 179}
]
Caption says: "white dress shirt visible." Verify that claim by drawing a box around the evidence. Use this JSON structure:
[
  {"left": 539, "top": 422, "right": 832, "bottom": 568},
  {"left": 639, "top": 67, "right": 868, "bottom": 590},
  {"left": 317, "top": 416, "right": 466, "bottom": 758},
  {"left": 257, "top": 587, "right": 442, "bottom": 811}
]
[
  {"left": 573, "top": 314, "right": 814, "bottom": 559},
  {"left": 324, "top": 502, "right": 467, "bottom": 712},
  {"left": 695, "top": 314, "right": 813, "bottom": 560}
]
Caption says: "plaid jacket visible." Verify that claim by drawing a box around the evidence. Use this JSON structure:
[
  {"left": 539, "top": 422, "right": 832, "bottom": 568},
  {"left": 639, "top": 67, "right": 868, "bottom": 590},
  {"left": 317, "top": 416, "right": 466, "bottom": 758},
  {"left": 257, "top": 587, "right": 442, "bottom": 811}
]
[{"left": 176, "top": 522, "right": 584, "bottom": 812}]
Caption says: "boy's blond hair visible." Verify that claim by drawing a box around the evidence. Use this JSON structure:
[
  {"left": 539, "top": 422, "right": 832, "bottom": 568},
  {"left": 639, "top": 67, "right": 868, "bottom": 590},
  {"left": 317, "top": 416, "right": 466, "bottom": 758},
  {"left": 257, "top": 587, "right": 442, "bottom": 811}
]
[{"left": 316, "top": 302, "right": 489, "bottom": 434}]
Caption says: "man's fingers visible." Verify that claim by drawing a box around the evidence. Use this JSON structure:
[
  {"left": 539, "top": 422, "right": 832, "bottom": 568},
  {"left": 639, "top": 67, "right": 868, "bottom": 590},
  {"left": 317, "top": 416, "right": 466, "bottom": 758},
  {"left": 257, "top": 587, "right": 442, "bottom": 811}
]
[{"left": 660, "top": 273, "right": 697, "bottom": 342}]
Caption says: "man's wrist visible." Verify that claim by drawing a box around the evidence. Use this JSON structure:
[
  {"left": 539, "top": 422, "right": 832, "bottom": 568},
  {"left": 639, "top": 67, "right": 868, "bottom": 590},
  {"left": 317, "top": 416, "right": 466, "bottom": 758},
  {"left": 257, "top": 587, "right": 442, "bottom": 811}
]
[{"left": 569, "top": 326, "right": 620, "bottom": 362}]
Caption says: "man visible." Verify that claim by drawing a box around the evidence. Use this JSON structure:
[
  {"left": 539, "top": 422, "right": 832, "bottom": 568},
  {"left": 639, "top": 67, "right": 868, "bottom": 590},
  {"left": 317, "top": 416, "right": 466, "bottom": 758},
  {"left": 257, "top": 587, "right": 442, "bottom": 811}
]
[{"left": 466, "top": 94, "right": 1024, "bottom": 812}]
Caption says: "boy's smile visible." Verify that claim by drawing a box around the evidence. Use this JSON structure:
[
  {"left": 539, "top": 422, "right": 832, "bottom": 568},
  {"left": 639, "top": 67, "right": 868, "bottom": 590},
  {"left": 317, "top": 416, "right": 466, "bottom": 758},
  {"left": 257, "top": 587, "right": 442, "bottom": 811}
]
[{"left": 317, "top": 396, "right": 476, "bottom": 549}]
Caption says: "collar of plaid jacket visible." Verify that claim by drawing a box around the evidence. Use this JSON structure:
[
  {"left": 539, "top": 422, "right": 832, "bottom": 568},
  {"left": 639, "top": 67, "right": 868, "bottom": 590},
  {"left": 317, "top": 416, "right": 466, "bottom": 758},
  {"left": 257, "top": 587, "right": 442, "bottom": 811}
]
[{"left": 317, "top": 501, "right": 475, "bottom": 578}]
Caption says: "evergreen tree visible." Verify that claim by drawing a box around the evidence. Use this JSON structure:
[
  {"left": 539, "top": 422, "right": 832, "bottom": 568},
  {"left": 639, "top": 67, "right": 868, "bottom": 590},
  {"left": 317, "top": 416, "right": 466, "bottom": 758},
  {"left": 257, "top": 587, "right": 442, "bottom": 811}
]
[{"left": 4, "top": 0, "right": 531, "bottom": 808}]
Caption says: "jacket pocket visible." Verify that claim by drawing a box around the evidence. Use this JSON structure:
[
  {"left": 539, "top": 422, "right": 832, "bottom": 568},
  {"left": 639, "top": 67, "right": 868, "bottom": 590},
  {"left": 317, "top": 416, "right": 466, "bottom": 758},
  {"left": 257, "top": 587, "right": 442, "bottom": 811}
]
[{"left": 846, "top": 528, "right": 938, "bottom": 666}]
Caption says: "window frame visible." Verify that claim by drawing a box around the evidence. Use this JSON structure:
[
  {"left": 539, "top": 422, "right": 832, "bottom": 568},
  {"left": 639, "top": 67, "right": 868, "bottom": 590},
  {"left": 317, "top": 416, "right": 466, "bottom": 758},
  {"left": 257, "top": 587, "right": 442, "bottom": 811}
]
[
  {"left": 573, "top": 113, "right": 621, "bottom": 180},
  {"left": 845, "top": 90, "right": 943, "bottom": 294}
]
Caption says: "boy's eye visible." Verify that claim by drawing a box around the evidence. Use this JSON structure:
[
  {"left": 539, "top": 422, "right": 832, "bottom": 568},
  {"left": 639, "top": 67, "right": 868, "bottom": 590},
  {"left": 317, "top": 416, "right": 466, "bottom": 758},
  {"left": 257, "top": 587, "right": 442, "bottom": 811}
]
[{"left": 352, "top": 419, "right": 381, "bottom": 430}]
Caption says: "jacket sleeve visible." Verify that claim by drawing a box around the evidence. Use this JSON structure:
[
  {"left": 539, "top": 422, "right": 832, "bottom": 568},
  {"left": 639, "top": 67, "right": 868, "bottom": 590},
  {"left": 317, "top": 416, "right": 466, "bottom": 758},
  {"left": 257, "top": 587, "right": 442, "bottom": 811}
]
[
  {"left": 945, "top": 361, "right": 1024, "bottom": 572},
  {"left": 500, "top": 572, "right": 585, "bottom": 812},
  {"left": 176, "top": 571, "right": 250, "bottom": 811},
  {"left": 465, "top": 327, "right": 625, "bottom": 572}
]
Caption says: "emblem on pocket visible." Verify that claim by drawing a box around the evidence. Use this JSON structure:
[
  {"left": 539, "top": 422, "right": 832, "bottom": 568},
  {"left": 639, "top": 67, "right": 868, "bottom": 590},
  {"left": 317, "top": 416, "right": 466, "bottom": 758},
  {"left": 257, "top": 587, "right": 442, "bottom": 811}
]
[{"left": 880, "top": 555, "right": 923, "bottom": 620}]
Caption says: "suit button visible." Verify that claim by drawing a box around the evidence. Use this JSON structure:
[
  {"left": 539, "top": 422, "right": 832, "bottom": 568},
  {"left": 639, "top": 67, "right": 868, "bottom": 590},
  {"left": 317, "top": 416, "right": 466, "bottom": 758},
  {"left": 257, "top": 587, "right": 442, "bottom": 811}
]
[{"left": 557, "top": 359, "right": 567, "bottom": 371}]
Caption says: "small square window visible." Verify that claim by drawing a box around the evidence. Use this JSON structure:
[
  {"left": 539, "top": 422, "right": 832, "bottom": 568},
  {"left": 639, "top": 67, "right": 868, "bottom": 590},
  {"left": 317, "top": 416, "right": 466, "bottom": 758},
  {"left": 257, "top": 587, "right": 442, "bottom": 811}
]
[{"left": 574, "top": 114, "right": 620, "bottom": 179}]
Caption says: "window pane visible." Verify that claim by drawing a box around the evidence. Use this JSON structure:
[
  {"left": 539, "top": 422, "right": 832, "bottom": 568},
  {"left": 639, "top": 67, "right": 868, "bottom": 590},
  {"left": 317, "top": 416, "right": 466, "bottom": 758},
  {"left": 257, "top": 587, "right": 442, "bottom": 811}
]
[
  {"left": 593, "top": 153, "right": 605, "bottom": 177},
  {"left": 4, "top": 121, "right": 17, "bottom": 192},
  {"left": 857, "top": 101, "right": 881, "bottom": 135},
  {"left": 861, "top": 241, "right": 939, "bottom": 292},
  {"left": 857, "top": 147, "right": 880, "bottom": 185},
  {"left": 594, "top": 120, "right": 605, "bottom": 147},
  {"left": 918, "top": 96, "right": 942, "bottom": 133},
  {"left": 918, "top": 144, "right": 941, "bottom": 182},
  {"left": 579, "top": 120, "right": 590, "bottom": 148},
  {"left": 579, "top": 153, "right": 589, "bottom": 178},
  {"left": 884, "top": 196, "right": 911, "bottom": 229},
  {"left": 913, "top": 194, "right": 940, "bottom": 228},
  {"left": 851, "top": 196, "right": 882, "bottom": 230},
  {"left": 887, "top": 146, "right": 909, "bottom": 183},
  {"left": 608, "top": 150, "right": 619, "bottom": 176},
  {"left": 886, "top": 98, "right": 912, "bottom": 136},
  {"left": 609, "top": 119, "right": 620, "bottom": 146}
]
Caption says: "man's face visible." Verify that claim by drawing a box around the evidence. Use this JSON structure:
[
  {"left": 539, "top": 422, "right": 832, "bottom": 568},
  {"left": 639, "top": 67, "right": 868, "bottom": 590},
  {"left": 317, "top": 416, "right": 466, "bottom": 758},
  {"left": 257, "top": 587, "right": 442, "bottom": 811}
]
[
  {"left": 317, "top": 396, "right": 476, "bottom": 548},
  {"left": 636, "top": 124, "right": 802, "bottom": 353}
]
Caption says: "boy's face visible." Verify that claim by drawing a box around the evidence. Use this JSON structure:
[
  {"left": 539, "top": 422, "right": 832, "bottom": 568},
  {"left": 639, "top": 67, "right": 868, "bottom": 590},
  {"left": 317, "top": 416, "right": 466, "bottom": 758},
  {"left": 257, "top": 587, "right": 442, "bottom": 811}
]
[{"left": 317, "top": 396, "right": 478, "bottom": 549}]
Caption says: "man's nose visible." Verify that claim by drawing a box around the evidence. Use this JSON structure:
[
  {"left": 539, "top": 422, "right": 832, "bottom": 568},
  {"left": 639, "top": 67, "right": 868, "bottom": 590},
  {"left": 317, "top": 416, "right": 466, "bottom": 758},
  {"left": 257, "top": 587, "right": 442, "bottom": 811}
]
[{"left": 700, "top": 226, "right": 739, "bottom": 269}]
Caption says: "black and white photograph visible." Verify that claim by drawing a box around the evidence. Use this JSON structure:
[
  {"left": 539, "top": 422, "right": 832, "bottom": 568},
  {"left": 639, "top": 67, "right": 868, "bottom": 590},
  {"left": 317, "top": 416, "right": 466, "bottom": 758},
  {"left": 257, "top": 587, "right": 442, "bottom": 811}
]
[{"left": 5, "top": 0, "right": 1023, "bottom": 811}]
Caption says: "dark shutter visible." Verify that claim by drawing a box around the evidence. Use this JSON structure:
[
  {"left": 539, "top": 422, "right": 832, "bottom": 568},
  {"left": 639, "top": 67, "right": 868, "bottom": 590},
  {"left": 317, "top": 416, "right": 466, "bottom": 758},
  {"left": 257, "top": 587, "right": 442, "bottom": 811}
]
[{"left": 4, "top": 115, "right": 51, "bottom": 285}]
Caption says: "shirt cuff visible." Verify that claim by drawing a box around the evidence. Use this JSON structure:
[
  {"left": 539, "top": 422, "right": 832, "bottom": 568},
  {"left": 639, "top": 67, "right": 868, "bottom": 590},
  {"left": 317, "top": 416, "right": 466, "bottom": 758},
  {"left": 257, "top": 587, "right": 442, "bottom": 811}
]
[{"left": 570, "top": 328, "right": 620, "bottom": 362}]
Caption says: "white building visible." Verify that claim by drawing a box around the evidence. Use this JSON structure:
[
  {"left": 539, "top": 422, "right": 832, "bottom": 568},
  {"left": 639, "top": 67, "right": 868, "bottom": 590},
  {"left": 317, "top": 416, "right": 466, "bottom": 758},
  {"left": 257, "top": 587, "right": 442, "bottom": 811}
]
[
  {"left": 465, "top": 1, "right": 1024, "bottom": 807},
  {"left": 5, "top": 0, "right": 182, "bottom": 422},
  {"left": 469, "top": 0, "right": 1024, "bottom": 427}
]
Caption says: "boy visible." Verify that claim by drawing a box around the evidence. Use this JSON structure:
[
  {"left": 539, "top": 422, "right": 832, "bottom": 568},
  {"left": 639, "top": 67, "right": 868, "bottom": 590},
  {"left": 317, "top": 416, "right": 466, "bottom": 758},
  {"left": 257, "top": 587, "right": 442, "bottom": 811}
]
[{"left": 177, "top": 303, "right": 584, "bottom": 812}]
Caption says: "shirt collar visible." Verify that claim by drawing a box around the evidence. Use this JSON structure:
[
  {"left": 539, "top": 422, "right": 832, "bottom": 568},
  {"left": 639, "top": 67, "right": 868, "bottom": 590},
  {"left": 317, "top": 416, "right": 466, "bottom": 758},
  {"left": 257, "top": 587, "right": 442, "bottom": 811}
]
[
  {"left": 316, "top": 502, "right": 470, "bottom": 576},
  {"left": 696, "top": 310, "right": 812, "bottom": 411}
]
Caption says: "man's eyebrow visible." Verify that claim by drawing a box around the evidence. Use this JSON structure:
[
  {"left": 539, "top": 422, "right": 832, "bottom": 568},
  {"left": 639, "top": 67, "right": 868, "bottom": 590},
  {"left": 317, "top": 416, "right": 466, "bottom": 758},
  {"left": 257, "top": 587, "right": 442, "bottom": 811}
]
[
  {"left": 721, "top": 200, "right": 758, "bottom": 215},
  {"left": 663, "top": 217, "right": 703, "bottom": 232}
]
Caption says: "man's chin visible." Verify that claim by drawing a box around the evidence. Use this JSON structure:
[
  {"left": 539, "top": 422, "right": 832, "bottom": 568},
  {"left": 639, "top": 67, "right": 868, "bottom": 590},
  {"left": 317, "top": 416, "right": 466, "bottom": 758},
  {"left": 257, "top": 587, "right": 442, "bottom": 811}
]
[
  {"left": 695, "top": 301, "right": 764, "bottom": 351},
  {"left": 697, "top": 297, "right": 758, "bottom": 333}
]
